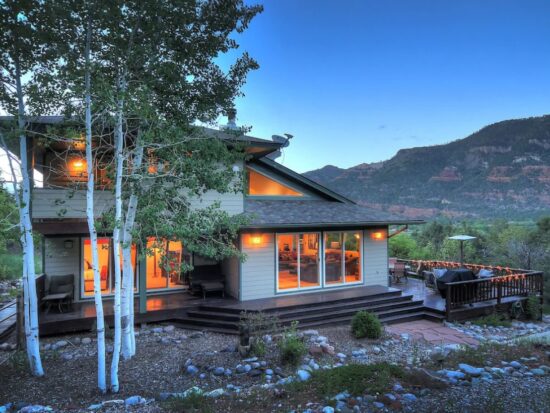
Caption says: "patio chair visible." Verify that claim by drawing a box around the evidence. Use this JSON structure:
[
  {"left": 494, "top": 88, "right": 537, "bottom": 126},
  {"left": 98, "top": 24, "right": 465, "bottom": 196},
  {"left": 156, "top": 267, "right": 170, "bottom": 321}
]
[
  {"left": 189, "top": 265, "right": 226, "bottom": 299},
  {"left": 391, "top": 262, "right": 407, "bottom": 284},
  {"left": 42, "top": 274, "right": 74, "bottom": 313}
]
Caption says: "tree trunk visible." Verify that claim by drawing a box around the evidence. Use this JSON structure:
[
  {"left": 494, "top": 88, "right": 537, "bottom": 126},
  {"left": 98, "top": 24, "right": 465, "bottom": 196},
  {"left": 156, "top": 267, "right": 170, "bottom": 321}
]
[
  {"left": 110, "top": 76, "right": 125, "bottom": 392},
  {"left": 14, "top": 60, "right": 44, "bottom": 377},
  {"left": 121, "top": 140, "right": 144, "bottom": 360},
  {"left": 84, "top": 17, "right": 107, "bottom": 393}
]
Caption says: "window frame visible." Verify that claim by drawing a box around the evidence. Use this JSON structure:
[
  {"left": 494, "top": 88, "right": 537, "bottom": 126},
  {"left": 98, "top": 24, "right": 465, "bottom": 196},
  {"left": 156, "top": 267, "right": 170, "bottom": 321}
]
[
  {"left": 276, "top": 231, "right": 321, "bottom": 293},
  {"left": 322, "top": 231, "right": 363, "bottom": 288}
]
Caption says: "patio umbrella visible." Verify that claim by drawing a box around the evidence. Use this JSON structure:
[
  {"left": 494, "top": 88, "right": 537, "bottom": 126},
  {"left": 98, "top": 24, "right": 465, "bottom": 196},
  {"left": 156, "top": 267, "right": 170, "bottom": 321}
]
[{"left": 448, "top": 235, "right": 476, "bottom": 266}]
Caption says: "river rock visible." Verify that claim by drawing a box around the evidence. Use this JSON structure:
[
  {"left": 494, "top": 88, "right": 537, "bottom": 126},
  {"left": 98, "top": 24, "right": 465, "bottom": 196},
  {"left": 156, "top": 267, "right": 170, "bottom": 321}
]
[{"left": 459, "top": 363, "right": 484, "bottom": 377}]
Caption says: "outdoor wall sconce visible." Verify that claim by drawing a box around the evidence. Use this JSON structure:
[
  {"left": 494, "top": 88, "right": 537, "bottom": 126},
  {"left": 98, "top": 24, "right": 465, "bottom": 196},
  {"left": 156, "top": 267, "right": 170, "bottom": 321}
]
[
  {"left": 64, "top": 240, "right": 74, "bottom": 249},
  {"left": 371, "top": 231, "right": 385, "bottom": 241},
  {"left": 249, "top": 234, "right": 262, "bottom": 246}
]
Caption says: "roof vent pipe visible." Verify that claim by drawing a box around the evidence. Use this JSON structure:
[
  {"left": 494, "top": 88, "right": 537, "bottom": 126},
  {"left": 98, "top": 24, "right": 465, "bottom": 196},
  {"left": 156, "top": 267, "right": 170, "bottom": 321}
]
[{"left": 225, "top": 108, "right": 237, "bottom": 130}]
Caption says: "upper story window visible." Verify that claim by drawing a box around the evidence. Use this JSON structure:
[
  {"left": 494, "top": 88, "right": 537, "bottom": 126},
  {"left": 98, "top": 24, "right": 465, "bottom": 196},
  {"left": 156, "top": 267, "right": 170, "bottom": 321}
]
[{"left": 247, "top": 168, "right": 303, "bottom": 197}]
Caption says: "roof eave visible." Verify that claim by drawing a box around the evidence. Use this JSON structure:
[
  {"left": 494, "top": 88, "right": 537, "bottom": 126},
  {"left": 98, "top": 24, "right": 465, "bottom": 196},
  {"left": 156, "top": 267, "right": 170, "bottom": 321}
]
[{"left": 241, "top": 219, "right": 425, "bottom": 230}]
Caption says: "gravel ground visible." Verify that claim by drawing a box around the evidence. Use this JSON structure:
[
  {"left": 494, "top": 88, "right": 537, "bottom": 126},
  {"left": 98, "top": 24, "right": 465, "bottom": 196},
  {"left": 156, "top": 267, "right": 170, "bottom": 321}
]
[
  {"left": 0, "top": 325, "right": 290, "bottom": 411},
  {"left": 406, "top": 375, "right": 550, "bottom": 413}
]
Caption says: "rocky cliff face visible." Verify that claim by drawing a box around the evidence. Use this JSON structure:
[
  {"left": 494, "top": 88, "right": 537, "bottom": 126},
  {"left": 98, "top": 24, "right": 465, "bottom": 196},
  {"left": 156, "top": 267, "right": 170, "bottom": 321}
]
[{"left": 304, "top": 115, "right": 550, "bottom": 220}]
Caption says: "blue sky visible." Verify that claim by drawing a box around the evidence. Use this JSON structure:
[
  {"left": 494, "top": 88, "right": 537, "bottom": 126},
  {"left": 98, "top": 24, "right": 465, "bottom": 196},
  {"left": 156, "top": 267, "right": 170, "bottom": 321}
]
[{"left": 219, "top": 0, "right": 550, "bottom": 173}]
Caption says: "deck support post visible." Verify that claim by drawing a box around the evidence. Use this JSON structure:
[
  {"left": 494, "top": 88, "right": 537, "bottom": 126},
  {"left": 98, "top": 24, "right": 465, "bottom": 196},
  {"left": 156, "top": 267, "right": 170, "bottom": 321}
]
[
  {"left": 445, "top": 285, "right": 451, "bottom": 321},
  {"left": 139, "top": 256, "right": 147, "bottom": 314},
  {"left": 16, "top": 294, "right": 25, "bottom": 350}
]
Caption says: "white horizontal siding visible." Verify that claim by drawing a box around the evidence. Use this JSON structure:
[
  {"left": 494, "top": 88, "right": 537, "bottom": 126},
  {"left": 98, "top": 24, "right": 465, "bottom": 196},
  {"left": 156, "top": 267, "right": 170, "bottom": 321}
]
[
  {"left": 363, "top": 228, "right": 389, "bottom": 287},
  {"left": 32, "top": 189, "right": 113, "bottom": 219},
  {"left": 188, "top": 190, "right": 244, "bottom": 215},
  {"left": 44, "top": 237, "right": 81, "bottom": 301},
  {"left": 240, "top": 233, "right": 275, "bottom": 300}
]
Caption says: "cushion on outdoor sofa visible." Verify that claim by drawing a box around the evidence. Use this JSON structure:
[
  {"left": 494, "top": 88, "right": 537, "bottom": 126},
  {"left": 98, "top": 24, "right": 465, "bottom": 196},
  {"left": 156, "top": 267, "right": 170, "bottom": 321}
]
[{"left": 477, "top": 269, "right": 494, "bottom": 278}]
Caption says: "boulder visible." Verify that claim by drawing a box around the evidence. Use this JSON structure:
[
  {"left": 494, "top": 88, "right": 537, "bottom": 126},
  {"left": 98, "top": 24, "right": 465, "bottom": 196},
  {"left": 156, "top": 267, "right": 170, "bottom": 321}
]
[
  {"left": 458, "top": 363, "right": 484, "bottom": 377},
  {"left": 296, "top": 369, "right": 311, "bottom": 381}
]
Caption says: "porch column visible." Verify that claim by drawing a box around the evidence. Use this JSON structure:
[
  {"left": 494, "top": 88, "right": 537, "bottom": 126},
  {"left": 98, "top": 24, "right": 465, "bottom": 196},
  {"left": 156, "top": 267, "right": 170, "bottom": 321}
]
[{"left": 139, "top": 256, "right": 147, "bottom": 313}]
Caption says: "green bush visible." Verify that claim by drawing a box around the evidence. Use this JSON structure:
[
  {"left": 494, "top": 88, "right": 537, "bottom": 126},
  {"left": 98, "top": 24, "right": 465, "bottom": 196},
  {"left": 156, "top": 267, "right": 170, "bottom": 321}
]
[
  {"left": 0, "top": 254, "right": 22, "bottom": 281},
  {"left": 351, "top": 311, "right": 382, "bottom": 339},
  {"left": 278, "top": 321, "right": 306, "bottom": 366},
  {"left": 525, "top": 295, "right": 542, "bottom": 321},
  {"left": 288, "top": 363, "right": 404, "bottom": 397},
  {"left": 471, "top": 314, "right": 511, "bottom": 327}
]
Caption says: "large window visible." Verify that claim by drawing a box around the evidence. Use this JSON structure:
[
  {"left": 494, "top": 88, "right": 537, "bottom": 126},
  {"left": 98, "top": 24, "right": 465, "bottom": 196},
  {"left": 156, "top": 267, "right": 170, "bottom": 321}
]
[
  {"left": 82, "top": 238, "right": 137, "bottom": 297},
  {"left": 145, "top": 238, "right": 185, "bottom": 290},
  {"left": 277, "top": 232, "right": 320, "bottom": 290},
  {"left": 248, "top": 168, "right": 303, "bottom": 197},
  {"left": 83, "top": 238, "right": 111, "bottom": 296},
  {"left": 324, "top": 231, "right": 362, "bottom": 285}
]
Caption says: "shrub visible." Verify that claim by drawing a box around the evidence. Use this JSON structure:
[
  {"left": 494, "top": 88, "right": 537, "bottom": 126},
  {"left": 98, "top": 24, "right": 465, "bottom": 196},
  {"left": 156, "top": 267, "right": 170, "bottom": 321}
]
[
  {"left": 471, "top": 314, "right": 511, "bottom": 328},
  {"left": 351, "top": 311, "right": 382, "bottom": 339},
  {"left": 278, "top": 321, "right": 306, "bottom": 366},
  {"left": 288, "top": 363, "right": 404, "bottom": 397},
  {"left": 525, "top": 295, "right": 542, "bottom": 321}
]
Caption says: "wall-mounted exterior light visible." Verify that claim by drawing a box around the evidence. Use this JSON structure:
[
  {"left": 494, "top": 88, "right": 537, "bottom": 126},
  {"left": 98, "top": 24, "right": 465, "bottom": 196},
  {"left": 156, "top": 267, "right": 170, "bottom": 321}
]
[
  {"left": 249, "top": 235, "right": 263, "bottom": 245},
  {"left": 371, "top": 231, "right": 385, "bottom": 241}
]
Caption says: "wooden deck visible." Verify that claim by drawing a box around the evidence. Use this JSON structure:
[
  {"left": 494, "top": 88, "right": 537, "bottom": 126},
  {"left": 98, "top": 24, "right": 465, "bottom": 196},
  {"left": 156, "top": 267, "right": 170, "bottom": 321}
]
[
  {"left": 39, "top": 292, "right": 237, "bottom": 336},
  {"left": 395, "top": 277, "right": 538, "bottom": 321},
  {"left": 0, "top": 300, "right": 16, "bottom": 339}
]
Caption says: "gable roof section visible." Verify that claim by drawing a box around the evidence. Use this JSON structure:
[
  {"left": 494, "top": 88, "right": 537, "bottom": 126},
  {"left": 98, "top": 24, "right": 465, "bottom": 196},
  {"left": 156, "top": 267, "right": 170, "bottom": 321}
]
[
  {"left": 252, "top": 157, "right": 355, "bottom": 204},
  {"left": 243, "top": 199, "right": 423, "bottom": 229}
]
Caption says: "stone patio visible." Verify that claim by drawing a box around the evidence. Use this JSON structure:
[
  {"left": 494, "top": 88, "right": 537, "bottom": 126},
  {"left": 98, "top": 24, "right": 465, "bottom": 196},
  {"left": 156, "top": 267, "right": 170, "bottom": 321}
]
[{"left": 386, "top": 319, "right": 479, "bottom": 346}]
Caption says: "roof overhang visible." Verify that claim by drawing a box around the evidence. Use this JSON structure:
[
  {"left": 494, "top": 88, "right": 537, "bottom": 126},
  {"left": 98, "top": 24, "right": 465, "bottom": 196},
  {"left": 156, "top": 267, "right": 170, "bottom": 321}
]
[{"left": 241, "top": 219, "right": 425, "bottom": 231}]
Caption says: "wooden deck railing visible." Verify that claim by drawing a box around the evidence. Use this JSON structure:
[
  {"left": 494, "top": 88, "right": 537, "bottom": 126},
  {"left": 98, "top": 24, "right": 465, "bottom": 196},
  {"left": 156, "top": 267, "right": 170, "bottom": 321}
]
[{"left": 396, "top": 259, "right": 544, "bottom": 319}]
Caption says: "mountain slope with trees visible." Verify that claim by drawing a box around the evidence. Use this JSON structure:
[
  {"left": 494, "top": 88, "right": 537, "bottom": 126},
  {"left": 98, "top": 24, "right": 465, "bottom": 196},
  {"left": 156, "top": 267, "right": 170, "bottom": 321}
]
[{"left": 305, "top": 115, "right": 550, "bottom": 220}]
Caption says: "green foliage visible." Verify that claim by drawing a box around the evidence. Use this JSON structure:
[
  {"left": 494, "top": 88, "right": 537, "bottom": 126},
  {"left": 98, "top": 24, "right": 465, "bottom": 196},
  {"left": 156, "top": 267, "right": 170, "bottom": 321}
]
[
  {"left": 0, "top": 253, "right": 22, "bottom": 281},
  {"left": 525, "top": 295, "right": 542, "bottom": 321},
  {"left": 351, "top": 311, "right": 382, "bottom": 339},
  {"left": 0, "top": 185, "right": 18, "bottom": 254},
  {"left": 239, "top": 311, "right": 280, "bottom": 357},
  {"left": 289, "top": 363, "right": 404, "bottom": 397},
  {"left": 388, "top": 233, "right": 418, "bottom": 259},
  {"left": 470, "top": 314, "right": 511, "bottom": 328},
  {"left": 278, "top": 321, "right": 306, "bottom": 366}
]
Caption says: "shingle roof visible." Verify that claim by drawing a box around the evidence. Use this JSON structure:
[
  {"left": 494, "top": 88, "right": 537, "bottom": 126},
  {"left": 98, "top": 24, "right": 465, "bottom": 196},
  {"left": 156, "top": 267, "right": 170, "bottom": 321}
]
[{"left": 243, "top": 199, "right": 423, "bottom": 229}]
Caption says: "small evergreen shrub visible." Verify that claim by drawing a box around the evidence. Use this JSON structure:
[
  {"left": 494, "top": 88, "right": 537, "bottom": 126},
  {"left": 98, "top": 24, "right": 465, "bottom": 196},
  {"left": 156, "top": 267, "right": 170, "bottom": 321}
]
[
  {"left": 525, "top": 295, "right": 542, "bottom": 321},
  {"left": 278, "top": 321, "right": 306, "bottom": 366},
  {"left": 351, "top": 311, "right": 382, "bottom": 339}
]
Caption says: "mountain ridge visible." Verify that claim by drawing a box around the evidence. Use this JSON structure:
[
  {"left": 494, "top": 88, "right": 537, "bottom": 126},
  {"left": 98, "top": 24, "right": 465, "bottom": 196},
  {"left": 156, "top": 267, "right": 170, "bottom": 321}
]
[{"left": 304, "top": 115, "right": 550, "bottom": 220}]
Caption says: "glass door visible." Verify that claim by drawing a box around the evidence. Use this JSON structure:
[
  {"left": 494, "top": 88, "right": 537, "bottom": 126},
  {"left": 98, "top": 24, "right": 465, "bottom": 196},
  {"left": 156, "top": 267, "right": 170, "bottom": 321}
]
[{"left": 277, "top": 232, "right": 320, "bottom": 291}]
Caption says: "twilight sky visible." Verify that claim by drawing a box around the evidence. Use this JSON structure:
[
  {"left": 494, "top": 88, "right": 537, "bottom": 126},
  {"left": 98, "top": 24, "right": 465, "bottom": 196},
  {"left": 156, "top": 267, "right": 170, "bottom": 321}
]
[{"left": 219, "top": 0, "right": 550, "bottom": 173}]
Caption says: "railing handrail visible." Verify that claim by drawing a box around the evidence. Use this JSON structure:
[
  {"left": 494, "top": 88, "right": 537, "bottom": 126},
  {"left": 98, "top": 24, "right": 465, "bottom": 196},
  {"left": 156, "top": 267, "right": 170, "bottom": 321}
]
[
  {"left": 398, "top": 258, "right": 540, "bottom": 276},
  {"left": 446, "top": 271, "right": 543, "bottom": 287}
]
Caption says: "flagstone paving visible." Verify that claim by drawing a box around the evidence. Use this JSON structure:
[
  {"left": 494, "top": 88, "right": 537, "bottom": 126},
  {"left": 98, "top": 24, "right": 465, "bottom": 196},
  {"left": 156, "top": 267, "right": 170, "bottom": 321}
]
[{"left": 386, "top": 319, "right": 479, "bottom": 346}]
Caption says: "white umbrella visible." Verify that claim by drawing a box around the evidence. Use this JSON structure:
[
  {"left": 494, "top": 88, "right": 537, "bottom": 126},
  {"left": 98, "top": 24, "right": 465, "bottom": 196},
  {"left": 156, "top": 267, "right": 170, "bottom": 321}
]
[{"left": 448, "top": 235, "right": 476, "bottom": 266}]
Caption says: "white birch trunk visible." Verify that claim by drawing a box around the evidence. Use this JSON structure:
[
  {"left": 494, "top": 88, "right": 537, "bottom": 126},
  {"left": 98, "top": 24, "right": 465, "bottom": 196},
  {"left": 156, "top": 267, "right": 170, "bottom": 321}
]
[
  {"left": 84, "top": 19, "right": 107, "bottom": 393},
  {"left": 121, "top": 141, "right": 143, "bottom": 360},
  {"left": 110, "top": 76, "right": 125, "bottom": 392},
  {"left": 13, "top": 61, "right": 44, "bottom": 377}
]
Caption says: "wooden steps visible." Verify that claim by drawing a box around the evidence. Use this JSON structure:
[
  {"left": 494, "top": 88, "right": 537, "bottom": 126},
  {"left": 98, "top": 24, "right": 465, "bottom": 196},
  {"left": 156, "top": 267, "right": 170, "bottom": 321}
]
[{"left": 175, "top": 289, "right": 445, "bottom": 334}]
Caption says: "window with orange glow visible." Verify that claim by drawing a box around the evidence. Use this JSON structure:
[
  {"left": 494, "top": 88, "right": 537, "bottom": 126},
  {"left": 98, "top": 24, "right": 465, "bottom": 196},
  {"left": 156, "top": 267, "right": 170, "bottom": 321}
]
[
  {"left": 324, "top": 231, "right": 362, "bottom": 285},
  {"left": 277, "top": 232, "right": 320, "bottom": 290},
  {"left": 248, "top": 168, "right": 303, "bottom": 197},
  {"left": 83, "top": 238, "right": 111, "bottom": 296},
  {"left": 145, "top": 238, "right": 184, "bottom": 290}
]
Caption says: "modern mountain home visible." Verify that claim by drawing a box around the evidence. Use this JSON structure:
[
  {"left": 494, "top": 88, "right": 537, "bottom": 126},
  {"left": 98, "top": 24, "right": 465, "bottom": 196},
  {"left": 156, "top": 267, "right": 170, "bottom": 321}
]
[
  {"left": 1, "top": 116, "right": 542, "bottom": 337},
  {"left": 14, "top": 116, "right": 417, "bottom": 304}
]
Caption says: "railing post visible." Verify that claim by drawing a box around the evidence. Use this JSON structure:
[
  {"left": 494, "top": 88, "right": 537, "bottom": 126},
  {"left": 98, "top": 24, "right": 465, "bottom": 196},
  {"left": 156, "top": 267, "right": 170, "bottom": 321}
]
[
  {"left": 496, "top": 281, "right": 502, "bottom": 305},
  {"left": 445, "top": 284, "right": 452, "bottom": 320}
]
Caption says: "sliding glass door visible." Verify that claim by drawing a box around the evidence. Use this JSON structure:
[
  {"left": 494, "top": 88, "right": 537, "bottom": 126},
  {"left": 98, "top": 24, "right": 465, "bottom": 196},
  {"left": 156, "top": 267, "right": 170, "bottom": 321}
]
[
  {"left": 324, "top": 231, "right": 362, "bottom": 285},
  {"left": 277, "top": 232, "right": 320, "bottom": 291}
]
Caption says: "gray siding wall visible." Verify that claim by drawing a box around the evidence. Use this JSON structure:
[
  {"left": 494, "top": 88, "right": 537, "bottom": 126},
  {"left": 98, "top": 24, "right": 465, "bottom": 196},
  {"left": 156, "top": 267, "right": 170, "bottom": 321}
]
[
  {"left": 33, "top": 189, "right": 113, "bottom": 219},
  {"left": 240, "top": 233, "right": 275, "bottom": 300},
  {"left": 238, "top": 228, "right": 389, "bottom": 301},
  {"left": 33, "top": 186, "right": 244, "bottom": 220},
  {"left": 44, "top": 237, "right": 81, "bottom": 301},
  {"left": 221, "top": 256, "right": 240, "bottom": 299},
  {"left": 362, "top": 228, "right": 389, "bottom": 287}
]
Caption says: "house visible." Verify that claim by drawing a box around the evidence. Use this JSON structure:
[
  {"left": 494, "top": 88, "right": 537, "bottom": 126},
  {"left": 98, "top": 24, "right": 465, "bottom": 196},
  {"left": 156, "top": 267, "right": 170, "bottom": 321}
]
[
  {"left": 3, "top": 116, "right": 543, "bottom": 336},
  {"left": 7, "top": 115, "right": 419, "bottom": 305}
]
